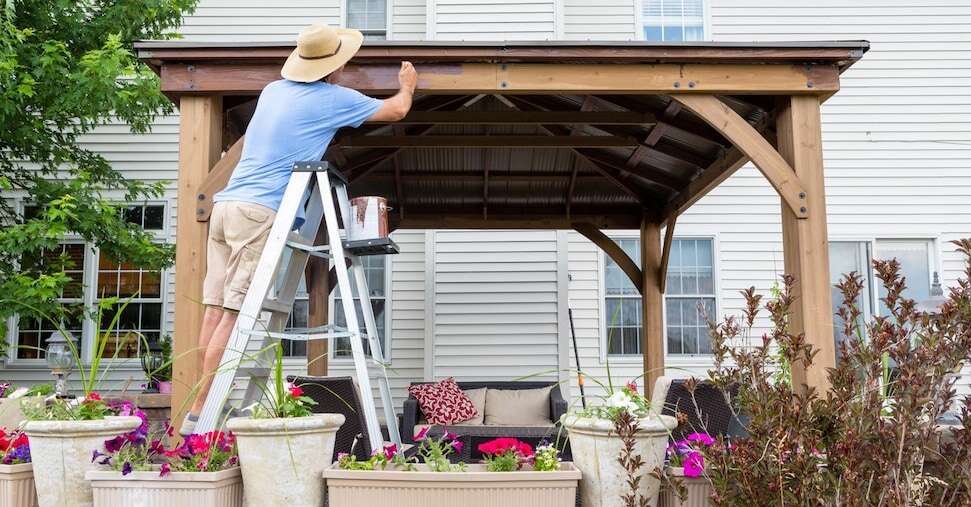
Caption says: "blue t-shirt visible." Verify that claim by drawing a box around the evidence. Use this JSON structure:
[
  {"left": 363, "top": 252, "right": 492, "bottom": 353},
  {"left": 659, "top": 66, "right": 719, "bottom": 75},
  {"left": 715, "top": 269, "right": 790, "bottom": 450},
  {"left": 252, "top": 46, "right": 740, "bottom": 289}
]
[{"left": 214, "top": 80, "right": 383, "bottom": 214}]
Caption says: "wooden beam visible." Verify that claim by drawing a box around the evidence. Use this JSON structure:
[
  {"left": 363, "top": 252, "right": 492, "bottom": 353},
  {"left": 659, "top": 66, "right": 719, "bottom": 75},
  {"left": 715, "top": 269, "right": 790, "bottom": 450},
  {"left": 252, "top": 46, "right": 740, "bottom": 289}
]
[
  {"left": 159, "top": 62, "right": 839, "bottom": 96},
  {"left": 672, "top": 94, "right": 809, "bottom": 219},
  {"left": 195, "top": 136, "right": 244, "bottom": 222},
  {"left": 368, "top": 110, "right": 657, "bottom": 125},
  {"left": 342, "top": 135, "right": 640, "bottom": 148},
  {"left": 660, "top": 215, "right": 677, "bottom": 293},
  {"left": 777, "top": 95, "right": 836, "bottom": 394},
  {"left": 172, "top": 95, "right": 223, "bottom": 430},
  {"left": 574, "top": 222, "right": 643, "bottom": 294},
  {"left": 395, "top": 213, "right": 642, "bottom": 230},
  {"left": 628, "top": 100, "right": 681, "bottom": 168},
  {"left": 641, "top": 216, "right": 664, "bottom": 398},
  {"left": 306, "top": 227, "right": 329, "bottom": 376},
  {"left": 660, "top": 145, "right": 751, "bottom": 225}
]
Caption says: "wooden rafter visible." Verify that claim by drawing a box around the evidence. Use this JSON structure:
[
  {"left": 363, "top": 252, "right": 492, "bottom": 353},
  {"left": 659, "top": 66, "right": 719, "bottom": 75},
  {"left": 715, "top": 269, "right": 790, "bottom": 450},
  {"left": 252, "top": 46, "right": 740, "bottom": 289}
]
[
  {"left": 672, "top": 94, "right": 809, "bottom": 219},
  {"left": 392, "top": 125, "right": 405, "bottom": 221},
  {"left": 343, "top": 135, "right": 640, "bottom": 148},
  {"left": 367, "top": 110, "right": 657, "bottom": 125},
  {"left": 659, "top": 215, "right": 677, "bottom": 293},
  {"left": 592, "top": 95, "right": 728, "bottom": 152},
  {"left": 574, "top": 223, "right": 643, "bottom": 294},
  {"left": 564, "top": 97, "right": 594, "bottom": 217},
  {"left": 628, "top": 100, "right": 681, "bottom": 168}
]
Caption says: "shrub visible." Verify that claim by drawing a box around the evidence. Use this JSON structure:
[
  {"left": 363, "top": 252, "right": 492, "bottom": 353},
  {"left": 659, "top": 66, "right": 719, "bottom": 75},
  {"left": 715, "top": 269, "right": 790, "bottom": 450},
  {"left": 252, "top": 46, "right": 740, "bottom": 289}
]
[{"left": 701, "top": 239, "right": 971, "bottom": 506}]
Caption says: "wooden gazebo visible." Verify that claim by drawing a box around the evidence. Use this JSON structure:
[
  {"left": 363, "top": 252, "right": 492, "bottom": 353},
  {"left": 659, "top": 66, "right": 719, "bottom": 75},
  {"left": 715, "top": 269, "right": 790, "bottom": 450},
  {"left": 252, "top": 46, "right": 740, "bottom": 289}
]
[{"left": 136, "top": 40, "right": 868, "bottom": 420}]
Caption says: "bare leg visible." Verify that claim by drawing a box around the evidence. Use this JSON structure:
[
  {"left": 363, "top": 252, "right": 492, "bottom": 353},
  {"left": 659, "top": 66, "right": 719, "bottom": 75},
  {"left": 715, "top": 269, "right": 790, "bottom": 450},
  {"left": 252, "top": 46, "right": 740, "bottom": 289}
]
[{"left": 190, "top": 310, "right": 238, "bottom": 415}]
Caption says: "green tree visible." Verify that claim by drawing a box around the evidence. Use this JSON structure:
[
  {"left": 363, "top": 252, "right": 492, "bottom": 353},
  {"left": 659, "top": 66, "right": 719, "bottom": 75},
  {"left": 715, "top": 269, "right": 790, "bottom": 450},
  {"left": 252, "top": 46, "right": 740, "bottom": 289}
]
[{"left": 0, "top": 1, "right": 198, "bottom": 351}]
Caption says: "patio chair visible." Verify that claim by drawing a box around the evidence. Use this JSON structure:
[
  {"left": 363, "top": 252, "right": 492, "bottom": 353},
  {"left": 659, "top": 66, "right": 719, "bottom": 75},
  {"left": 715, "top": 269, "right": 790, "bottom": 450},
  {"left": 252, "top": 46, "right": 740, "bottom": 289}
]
[
  {"left": 658, "top": 378, "right": 740, "bottom": 439},
  {"left": 288, "top": 375, "right": 375, "bottom": 461}
]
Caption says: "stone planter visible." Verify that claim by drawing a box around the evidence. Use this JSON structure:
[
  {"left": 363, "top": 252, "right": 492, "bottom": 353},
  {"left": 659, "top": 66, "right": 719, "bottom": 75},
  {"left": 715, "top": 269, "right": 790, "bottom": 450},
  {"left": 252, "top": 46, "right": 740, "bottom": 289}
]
[
  {"left": 86, "top": 467, "right": 243, "bottom": 507},
  {"left": 658, "top": 467, "right": 712, "bottom": 507},
  {"left": 0, "top": 463, "right": 38, "bottom": 507},
  {"left": 323, "top": 463, "right": 581, "bottom": 507},
  {"left": 24, "top": 416, "right": 141, "bottom": 507},
  {"left": 227, "top": 413, "right": 344, "bottom": 506},
  {"left": 562, "top": 413, "right": 677, "bottom": 507}
]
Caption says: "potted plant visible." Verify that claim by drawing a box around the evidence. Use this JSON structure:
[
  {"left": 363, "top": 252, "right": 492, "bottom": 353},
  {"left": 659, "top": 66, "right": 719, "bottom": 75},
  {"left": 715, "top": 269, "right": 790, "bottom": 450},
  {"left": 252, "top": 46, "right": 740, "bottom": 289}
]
[
  {"left": 0, "top": 427, "right": 37, "bottom": 506},
  {"left": 561, "top": 381, "right": 677, "bottom": 507},
  {"left": 0, "top": 384, "right": 53, "bottom": 430},
  {"left": 86, "top": 419, "right": 242, "bottom": 507},
  {"left": 659, "top": 433, "right": 715, "bottom": 507},
  {"left": 22, "top": 301, "right": 144, "bottom": 507},
  {"left": 325, "top": 430, "right": 581, "bottom": 507},
  {"left": 226, "top": 342, "right": 345, "bottom": 506},
  {"left": 156, "top": 335, "right": 173, "bottom": 394}
]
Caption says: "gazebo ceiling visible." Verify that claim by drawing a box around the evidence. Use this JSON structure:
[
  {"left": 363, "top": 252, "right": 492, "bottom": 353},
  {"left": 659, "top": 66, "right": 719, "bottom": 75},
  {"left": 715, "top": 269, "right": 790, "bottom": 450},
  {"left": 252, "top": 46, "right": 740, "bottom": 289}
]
[{"left": 136, "top": 40, "right": 868, "bottom": 229}]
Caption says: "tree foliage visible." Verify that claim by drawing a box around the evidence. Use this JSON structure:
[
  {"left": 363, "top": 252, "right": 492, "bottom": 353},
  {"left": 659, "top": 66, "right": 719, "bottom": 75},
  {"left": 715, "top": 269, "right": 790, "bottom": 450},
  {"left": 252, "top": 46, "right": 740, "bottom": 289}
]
[{"left": 0, "top": 1, "right": 198, "bottom": 342}]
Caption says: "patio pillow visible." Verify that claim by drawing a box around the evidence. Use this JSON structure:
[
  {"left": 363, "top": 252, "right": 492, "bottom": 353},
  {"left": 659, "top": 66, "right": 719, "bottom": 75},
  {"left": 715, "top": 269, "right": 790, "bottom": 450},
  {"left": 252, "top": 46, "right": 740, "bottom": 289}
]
[
  {"left": 408, "top": 378, "right": 478, "bottom": 425},
  {"left": 461, "top": 388, "right": 487, "bottom": 425},
  {"left": 484, "top": 386, "right": 553, "bottom": 426}
]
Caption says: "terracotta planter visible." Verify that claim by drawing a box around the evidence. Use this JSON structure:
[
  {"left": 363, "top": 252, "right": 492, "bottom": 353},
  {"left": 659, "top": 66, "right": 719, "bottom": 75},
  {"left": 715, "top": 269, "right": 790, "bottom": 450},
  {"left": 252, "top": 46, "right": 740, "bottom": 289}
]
[
  {"left": 0, "top": 463, "right": 38, "bottom": 507},
  {"left": 86, "top": 467, "right": 243, "bottom": 507},
  {"left": 227, "top": 413, "right": 344, "bottom": 507},
  {"left": 24, "top": 416, "right": 141, "bottom": 507},
  {"left": 323, "top": 463, "right": 581, "bottom": 507},
  {"left": 562, "top": 413, "right": 677, "bottom": 507},
  {"left": 659, "top": 467, "right": 712, "bottom": 507}
]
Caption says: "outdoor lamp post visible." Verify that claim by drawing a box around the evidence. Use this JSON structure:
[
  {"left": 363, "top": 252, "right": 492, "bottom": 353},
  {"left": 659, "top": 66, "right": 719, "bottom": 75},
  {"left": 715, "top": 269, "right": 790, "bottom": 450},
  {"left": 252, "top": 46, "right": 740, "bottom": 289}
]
[
  {"left": 46, "top": 330, "right": 77, "bottom": 398},
  {"left": 140, "top": 339, "right": 165, "bottom": 393},
  {"left": 917, "top": 272, "right": 947, "bottom": 314}
]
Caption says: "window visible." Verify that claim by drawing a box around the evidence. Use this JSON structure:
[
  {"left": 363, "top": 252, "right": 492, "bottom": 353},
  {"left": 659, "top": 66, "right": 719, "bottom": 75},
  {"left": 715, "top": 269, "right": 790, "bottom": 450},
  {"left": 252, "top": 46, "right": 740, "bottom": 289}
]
[
  {"left": 641, "top": 0, "right": 705, "bottom": 42},
  {"left": 11, "top": 204, "right": 167, "bottom": 362},
  {"left": 279, "top": 254, "right": 389, "bottom": 359},
  {"left": 346, "top": 0, "right": 387, "bottom": 40},
  {"left": 829, "top": 239, "right": 936, "bottom": 342},
  {"left": 604, "top": 237, "right": 716, "bottom": 356}
]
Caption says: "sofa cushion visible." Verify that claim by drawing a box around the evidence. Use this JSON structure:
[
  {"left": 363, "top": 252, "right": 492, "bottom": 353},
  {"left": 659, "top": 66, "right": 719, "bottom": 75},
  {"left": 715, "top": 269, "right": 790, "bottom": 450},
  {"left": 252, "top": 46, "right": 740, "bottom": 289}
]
[
  {"left": 484, "top": 386, "right": 553, "bottom": 426},
  {"left": 408, "top": 377, "right": 478, "bottom": 425},
  {"left": 461, "top": 388, "right": 487, "bottom": 425}
]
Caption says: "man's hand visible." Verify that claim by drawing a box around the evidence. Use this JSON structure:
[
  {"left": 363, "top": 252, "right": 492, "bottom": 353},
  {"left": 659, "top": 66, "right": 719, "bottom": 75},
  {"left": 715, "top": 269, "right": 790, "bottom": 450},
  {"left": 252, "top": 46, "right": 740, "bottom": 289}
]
[
  {"left": 369, "top": 61, "right": 418, "bottom": 122},
  {"left": 399, "top": 61, "right": 417, "bottom": 93}
]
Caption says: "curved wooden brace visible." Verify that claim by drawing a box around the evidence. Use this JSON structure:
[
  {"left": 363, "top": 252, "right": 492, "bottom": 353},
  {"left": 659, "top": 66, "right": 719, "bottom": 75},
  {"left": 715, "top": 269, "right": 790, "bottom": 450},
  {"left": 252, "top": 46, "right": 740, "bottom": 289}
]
[
  {"left": 574, "top": 222, "right": 643, "bottom": 294},
  {"left": 195, "top": 136, "right": 244, "bottom": 222},
  {"left": 671, "top": 95, "right": 809, "bottom": 219}
]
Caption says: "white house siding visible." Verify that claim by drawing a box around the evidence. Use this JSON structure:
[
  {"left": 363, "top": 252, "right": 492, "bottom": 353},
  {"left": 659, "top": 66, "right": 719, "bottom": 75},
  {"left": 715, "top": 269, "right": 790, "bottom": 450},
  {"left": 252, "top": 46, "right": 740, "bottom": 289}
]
[
  {"left": 180, "top": 0, "right": 342, "bottom": 42},
  {"left": 562, "top": 0, "right": 637, "bottom": 41},
  {"left": 432, "top": 230, "right": 561, "bottom": 381},
  {"left": 393, "top": 0, "right": 427, "bottom": 40},
  {"left": 429, "top": 0, "right": 557, "bottom": 40}
]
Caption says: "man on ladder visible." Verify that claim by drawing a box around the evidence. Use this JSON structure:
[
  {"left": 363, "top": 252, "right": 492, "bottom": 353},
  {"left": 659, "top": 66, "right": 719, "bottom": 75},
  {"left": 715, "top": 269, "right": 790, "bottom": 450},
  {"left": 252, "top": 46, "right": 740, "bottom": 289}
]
[{"left": 180, "top": 24, "right": 417, "bottom": 435}]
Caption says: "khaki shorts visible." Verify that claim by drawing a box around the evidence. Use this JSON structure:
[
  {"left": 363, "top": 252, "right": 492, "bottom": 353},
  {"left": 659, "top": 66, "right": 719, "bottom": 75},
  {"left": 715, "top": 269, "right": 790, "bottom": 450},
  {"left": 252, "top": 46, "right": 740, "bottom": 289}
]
[{"left": 203, "top": 201, "right": 276, "bottom": 311}]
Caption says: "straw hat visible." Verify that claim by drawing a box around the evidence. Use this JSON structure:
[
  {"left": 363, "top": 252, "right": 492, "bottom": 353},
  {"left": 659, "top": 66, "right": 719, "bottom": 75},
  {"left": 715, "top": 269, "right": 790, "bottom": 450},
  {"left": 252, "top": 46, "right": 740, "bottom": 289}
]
[{"left": 281, "top": 24, "right": 364, "bottom": 83}]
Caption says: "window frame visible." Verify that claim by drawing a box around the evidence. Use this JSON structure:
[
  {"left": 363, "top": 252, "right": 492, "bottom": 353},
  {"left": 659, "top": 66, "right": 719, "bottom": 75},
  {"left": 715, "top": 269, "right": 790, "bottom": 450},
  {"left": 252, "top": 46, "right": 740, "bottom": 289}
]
[
  {"left": 634, "top": 0, "right": 711, "bottom": 42},
  {"left": 5, "top": 199, "right": 169, "bottom": 367},
  {"left": 598, "top": 232, "right": 720, "bottom": 364},
  {"left": 342, "top": 0, "right": 392, "bottom": 41}
]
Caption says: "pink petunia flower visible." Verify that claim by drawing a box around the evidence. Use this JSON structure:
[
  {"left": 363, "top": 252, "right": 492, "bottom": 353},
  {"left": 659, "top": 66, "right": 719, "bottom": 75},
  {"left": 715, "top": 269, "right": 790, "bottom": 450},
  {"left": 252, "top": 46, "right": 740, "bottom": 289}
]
[{"left": 683, "top": 451, "right": 705, "bottom": 478}]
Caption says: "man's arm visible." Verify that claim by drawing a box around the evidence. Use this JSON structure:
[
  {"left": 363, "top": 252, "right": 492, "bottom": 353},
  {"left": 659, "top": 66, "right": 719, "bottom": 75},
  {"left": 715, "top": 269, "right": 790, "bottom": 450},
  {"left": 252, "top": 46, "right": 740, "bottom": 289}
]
[{"left": 368, "top": 61, "right": 417, "bottom": 122}]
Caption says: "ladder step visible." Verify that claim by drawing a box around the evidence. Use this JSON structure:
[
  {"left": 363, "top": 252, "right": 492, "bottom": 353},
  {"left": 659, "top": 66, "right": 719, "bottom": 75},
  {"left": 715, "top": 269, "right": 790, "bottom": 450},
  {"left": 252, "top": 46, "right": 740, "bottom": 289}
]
[
  {"left": 239, "top": 367, "right": 271, "bottom": 379},
  {"left": 262, "top": 297, "right": 293, "bottom": 314},
  {"left": 286, "top": 234, "right": 332, "bottom": 259},
  {"left": 239, "top": 325, "right": 354, "bottom": 341}
]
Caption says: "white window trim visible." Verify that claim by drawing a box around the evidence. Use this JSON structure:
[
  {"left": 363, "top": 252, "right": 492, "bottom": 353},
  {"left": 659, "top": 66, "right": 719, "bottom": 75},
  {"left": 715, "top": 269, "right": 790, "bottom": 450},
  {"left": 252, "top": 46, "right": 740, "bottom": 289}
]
[
  {"left": 5, "top": 199, "right": 169, "bottom": 368},
  {"left": 830, "top": 235, "right": 940, "bottom": 319},
  {"left": 633, "top": 0, "right": 711, "bottom": 42},
  {"left": 328, "top": 253, "right": 393, "bottom": 363},
  {"left": 342, "top": 0, "right": 391, "bottom": 40},
  {"left": 597, "top": 232, "right": 720, "bottom": 365}
]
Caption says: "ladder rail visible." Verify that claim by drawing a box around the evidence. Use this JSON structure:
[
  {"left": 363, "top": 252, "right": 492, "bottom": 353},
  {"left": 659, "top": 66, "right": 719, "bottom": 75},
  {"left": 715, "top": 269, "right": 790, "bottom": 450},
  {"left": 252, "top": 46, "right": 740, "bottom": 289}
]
[
  {"left": 197, "top": 171, "right": 315, "bottom": 433},
  {"left": 315, "top": 171, "right": 385, "bottom": 453}
]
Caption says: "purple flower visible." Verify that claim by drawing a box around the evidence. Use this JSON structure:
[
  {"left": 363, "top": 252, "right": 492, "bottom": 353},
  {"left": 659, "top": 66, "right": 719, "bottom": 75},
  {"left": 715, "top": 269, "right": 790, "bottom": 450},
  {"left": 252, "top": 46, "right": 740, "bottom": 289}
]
[
  {"left": 451, "top": 440, "right": 464, "bottom": 455},
  {"left": 382, "top": 444, "right": 397, "bottom": 460},
  {"left": 159, "top": 463, "right": 171, "bottom": 478},
  {"left": 686, "top": 432, "right": 715, "bottom": 447},
  {"left": 92, "top": 449, "right": 104, "bottom": 463},
  {"left": 0, "top": 383, "right": 10, "bottom": 398},
  {"left": 683, "top": 452, "right": 705, "bottom": 478},
  {"left": 122, "top": 461, "right": 133, "bottom": 476},
  {"left": 414, "top": 427, "right": 429, "bottom": 441},
  {"left": 443, "top": 430, "right": 457, "bottom": 441},
  {"left": 103, "top": 436, "right": 126, "bottom": 454}
]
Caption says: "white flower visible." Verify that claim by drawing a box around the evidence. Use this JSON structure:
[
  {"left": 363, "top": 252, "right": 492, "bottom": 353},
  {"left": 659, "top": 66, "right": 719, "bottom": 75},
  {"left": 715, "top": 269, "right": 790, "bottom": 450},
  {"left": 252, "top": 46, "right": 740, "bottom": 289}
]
[
  {"left": 606, "top": 390, "right": 638, "bottom": 412},
  {"left": 6, "top": 387, "right": 29, "bottom": 400}
]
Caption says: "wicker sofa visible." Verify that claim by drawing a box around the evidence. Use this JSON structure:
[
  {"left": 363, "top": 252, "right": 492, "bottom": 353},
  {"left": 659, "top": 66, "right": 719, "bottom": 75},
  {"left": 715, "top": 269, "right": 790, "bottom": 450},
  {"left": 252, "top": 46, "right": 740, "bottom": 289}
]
[{"left": 401, "top": 380, "right": 570, "bottom": 461}]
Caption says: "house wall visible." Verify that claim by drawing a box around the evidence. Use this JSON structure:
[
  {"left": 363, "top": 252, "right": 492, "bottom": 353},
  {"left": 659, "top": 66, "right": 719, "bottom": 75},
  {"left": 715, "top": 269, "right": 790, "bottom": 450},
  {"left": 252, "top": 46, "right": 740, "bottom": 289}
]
[{"left": 3, "top": 1, "right": 969, "bottom": 412}]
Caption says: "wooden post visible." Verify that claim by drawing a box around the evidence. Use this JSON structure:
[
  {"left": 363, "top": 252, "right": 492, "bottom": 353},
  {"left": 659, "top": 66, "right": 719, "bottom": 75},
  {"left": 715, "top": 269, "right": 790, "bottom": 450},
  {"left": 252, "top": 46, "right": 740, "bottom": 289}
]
[
  {"left": 172, "top": 95, "right": 223, "bottom": 426},
  {"left": 640, "top": 215, "right": 664, "bottom": 398},
  {"left": 776, "top": 95, "right": 836, "bottom": 393},
  {"left": 306, "top": 227, "right": 330, "bottom": 376}
]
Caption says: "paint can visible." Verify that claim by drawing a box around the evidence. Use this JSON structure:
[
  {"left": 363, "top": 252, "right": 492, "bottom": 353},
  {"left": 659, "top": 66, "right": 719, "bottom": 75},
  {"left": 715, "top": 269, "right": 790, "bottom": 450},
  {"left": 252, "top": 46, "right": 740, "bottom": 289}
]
[{"left": 348, "top": 196, "right": 390, "bottom": 241}]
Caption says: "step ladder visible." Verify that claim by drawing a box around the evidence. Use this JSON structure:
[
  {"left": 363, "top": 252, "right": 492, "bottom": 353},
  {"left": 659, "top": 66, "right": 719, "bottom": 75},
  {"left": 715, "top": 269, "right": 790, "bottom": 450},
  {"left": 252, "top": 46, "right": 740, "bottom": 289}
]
[{"left": 195, "top": 161, "right": 401, "bottom": 453}]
